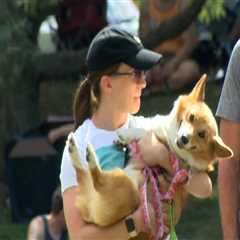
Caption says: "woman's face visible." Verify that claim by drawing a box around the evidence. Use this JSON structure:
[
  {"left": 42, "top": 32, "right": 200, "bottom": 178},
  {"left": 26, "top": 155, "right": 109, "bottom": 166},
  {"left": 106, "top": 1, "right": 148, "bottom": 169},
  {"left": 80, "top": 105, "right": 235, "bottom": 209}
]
[{"left": 109, "top": 64, "right": 147, "bottom": 114}]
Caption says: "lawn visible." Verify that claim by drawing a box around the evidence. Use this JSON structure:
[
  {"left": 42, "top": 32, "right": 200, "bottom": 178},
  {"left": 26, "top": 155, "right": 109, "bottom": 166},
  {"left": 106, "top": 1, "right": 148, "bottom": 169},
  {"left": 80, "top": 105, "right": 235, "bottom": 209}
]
[
  {"left": 0, "top": 81, "right": 223, "bottom": 240},
  {"left": 0, "top": 207, "right": 28, "bottom": 240}
]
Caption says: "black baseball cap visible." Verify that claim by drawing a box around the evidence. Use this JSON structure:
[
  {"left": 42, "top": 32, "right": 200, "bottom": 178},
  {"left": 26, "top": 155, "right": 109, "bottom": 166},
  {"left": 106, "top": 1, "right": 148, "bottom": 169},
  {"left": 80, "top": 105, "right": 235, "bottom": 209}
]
[{"left": 86, "top": 26, "right": 163, "bottom": 71}]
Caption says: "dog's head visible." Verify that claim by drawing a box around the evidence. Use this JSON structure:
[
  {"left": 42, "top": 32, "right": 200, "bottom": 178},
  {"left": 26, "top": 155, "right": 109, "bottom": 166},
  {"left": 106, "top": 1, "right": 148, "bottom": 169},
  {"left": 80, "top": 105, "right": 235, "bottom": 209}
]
[{"left": 170, "top": 74, "right": 233, "bottom": 171}]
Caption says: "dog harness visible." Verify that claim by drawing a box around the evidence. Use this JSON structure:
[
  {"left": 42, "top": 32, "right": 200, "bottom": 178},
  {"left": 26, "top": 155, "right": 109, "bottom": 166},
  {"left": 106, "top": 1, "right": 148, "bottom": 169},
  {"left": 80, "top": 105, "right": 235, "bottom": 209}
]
[{"left": 128, "top": 140, "right": 188, "bottom": 240}]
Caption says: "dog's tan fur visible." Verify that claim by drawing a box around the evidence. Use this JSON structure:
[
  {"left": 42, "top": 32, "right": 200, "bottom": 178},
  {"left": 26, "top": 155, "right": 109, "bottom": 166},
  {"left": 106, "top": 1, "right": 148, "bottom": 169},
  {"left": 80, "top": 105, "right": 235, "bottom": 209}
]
[{"left": 67, "top": 74, "right": 233, "bottom": 239}]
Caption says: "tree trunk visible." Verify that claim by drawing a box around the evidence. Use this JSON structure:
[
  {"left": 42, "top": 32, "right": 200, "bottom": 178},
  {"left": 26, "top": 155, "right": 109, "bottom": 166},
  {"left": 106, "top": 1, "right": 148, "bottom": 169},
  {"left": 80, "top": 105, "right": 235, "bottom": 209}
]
[{"left": 0, "top": 0, "right": 40, "bottom": 178}]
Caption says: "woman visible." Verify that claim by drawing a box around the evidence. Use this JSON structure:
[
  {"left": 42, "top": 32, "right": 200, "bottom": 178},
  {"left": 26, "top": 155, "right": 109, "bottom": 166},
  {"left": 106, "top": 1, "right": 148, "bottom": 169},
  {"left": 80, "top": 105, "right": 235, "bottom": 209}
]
[{"left": 60, "top": 26, "right": 211, "bottom": 239}]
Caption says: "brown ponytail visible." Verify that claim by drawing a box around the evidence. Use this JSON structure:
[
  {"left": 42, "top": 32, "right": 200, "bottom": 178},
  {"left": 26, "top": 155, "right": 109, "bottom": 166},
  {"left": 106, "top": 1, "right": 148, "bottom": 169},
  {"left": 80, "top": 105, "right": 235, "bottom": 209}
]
[
  {"left": 73, "top": 78, "right": 91, "bottom": 130},
  {"left": 73, "top": 64, "right": 120, "bottom": 130}
]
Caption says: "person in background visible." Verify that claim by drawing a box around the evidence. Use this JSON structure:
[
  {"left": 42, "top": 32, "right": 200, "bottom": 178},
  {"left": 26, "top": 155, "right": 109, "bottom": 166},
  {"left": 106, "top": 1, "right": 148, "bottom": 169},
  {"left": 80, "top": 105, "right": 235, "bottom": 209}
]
[
  {"left": 56, "top": 0, "right": 107, "bottom": 50},
  {"left": 139, "top": 0, "right": 200, "bottom": 93},
  {"left": 216, "top": 39, "right": 240, "bottom": 240},
  {"left": 27, "top": 186, "right": 68, "bottom": 240},
  {"left": 106, "top": 0, "right": 140, "bottom": 36}
]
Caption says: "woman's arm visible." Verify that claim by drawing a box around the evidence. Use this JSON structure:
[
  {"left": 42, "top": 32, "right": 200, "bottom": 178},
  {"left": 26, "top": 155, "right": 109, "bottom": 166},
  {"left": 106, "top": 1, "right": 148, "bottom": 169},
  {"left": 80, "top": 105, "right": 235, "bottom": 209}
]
[
  {"left": 63, "top": 186, "right": 146, "bottom": 240},
  {"left": 218, "top": 119, "right": 240, "bottom": 240}
]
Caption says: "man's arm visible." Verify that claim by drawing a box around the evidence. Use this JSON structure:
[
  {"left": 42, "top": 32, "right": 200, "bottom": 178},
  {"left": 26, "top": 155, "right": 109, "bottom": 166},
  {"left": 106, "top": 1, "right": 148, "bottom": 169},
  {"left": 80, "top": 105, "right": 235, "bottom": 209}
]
[{"left": 218, "top": 118, "right": 240, "bottom": 240}]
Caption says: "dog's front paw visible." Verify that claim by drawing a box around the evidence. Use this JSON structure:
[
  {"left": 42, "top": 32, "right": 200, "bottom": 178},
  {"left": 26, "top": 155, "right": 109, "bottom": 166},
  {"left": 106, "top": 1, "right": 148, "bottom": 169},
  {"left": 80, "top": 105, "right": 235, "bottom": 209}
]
[
  {"left": 117, "top": 128, "right": 147, "bottom": 144},
  {"left": 116, "top": 130, "right": 128, "bottom": 145},
  {"left": 67, "top": 133, "right": 82, "bottom": 169}
]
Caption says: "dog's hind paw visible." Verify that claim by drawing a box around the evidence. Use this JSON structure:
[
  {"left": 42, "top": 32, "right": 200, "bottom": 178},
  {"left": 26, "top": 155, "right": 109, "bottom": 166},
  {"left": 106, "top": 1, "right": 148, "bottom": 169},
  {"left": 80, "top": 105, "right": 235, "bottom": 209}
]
[
  {"left": 67, "top": 133, "right": 82, "bottom": 169},
  {"left": 86, "top": 143, "right": 100, "bottom": 170}
]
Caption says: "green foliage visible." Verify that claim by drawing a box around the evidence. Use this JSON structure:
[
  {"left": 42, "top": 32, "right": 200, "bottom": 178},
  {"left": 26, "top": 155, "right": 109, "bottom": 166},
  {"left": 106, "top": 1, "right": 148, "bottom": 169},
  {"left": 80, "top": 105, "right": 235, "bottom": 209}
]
[{"left": 198, "top": 0, "right": 226, "bottom": 24}]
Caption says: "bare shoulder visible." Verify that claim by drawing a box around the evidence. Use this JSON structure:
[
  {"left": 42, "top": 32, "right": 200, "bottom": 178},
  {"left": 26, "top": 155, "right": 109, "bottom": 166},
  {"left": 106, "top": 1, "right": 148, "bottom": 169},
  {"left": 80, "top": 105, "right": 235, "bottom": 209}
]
[{"left": 27, "top": 216, "right": 44, "bottom": 240}]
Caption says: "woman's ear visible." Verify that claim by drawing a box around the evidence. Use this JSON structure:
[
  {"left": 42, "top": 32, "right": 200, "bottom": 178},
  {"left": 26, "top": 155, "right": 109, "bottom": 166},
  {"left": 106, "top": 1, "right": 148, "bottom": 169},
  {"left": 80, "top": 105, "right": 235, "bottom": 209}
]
[{"left": 99, "top": 75, "right": 113, "bottom": 93}]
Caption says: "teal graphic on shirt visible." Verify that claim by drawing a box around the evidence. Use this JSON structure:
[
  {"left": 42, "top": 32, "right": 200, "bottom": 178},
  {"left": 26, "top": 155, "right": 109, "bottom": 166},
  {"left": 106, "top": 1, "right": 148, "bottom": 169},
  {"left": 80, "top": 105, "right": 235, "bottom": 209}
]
[{"left": 96, "top": 145, "right": 125, "bottom": 170}]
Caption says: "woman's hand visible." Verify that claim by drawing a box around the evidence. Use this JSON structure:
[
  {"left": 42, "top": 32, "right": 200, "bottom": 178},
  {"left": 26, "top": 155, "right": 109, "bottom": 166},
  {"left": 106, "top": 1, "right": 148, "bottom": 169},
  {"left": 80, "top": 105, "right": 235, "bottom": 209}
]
[
  {"left": 132, "top": 202, "right": 169, "bottom": 236},
  {"left": 132, "top": 203, "right": 156, "bottom": 235},
  {"left": 184, "top": 171, "right": 212, "bottom": 198}
]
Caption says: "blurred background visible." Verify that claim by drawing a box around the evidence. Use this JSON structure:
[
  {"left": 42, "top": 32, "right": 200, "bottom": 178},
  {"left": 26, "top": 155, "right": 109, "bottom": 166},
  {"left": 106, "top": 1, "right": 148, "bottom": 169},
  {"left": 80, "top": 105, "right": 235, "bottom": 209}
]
[{"left": 0, "top": 0, "right": 240, "bottom": 239}]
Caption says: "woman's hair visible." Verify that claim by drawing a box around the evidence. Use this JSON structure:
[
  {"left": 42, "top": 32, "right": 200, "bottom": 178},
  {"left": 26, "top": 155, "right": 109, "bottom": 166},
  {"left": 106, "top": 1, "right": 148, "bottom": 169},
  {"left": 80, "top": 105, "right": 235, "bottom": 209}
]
[
  {"left": 51, "top": 186, "right": 63, "bottom": 215},
  {"left": 73, "top": 64, "right": 120, "bottom": 129}
]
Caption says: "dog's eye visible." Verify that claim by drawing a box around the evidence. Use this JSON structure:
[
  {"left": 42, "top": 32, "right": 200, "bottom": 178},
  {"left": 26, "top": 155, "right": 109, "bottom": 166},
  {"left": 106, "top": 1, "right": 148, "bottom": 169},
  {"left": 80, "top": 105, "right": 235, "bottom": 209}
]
[
  {"left": 189, "top": 114, "right": 195, "bottom": 122},
  {"left": 198, "top": 131, "right": 205, "bottom": 138}
]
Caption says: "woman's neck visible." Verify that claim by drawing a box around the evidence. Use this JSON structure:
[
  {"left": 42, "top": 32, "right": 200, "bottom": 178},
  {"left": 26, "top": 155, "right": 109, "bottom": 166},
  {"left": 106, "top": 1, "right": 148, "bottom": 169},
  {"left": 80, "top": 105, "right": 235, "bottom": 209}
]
[{"left": 91, "top": 108, "right": 128, "bottom": 131}]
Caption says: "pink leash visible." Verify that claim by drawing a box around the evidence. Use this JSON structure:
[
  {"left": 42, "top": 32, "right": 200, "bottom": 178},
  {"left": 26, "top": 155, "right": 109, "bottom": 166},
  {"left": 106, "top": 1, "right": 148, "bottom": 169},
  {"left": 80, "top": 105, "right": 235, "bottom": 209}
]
[{"left": 128, "top": 140, "right": 188, "bottom": 240}]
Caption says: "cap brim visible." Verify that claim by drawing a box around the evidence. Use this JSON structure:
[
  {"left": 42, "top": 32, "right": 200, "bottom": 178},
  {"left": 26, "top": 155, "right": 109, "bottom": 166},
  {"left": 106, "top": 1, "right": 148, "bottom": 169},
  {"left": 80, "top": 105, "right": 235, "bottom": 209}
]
[{"left": 126, "top": 48, "right": 163, "bottom": 70}]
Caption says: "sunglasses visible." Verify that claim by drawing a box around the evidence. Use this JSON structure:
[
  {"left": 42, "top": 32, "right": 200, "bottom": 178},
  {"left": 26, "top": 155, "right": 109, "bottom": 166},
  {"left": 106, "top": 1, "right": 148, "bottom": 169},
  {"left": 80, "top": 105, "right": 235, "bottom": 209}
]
[{"left": 110, "top": 69, "right": 146, "bottom": 80}]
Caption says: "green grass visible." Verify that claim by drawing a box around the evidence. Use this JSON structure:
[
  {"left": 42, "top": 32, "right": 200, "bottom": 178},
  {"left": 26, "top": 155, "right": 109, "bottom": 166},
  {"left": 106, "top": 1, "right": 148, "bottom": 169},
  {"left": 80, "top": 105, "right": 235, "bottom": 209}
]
[
  {"left": 0, "top": 207, "right": 28, "bottom": 240},
  {"left": 0, "top": 81, "right": 223, "bottom": 240},
  {"left": 0, "top": 224, "right": 27, "bottom": 240},
  {"left": 176, "top": 191, "right": 222, "bottom": 239}
]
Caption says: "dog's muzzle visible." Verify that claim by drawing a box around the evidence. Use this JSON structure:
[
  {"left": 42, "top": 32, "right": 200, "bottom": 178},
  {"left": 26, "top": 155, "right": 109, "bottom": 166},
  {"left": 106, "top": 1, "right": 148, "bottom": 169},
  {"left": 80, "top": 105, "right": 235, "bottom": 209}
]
[{"left": 176, "top": 135, "right": 189, "bottom": 149}]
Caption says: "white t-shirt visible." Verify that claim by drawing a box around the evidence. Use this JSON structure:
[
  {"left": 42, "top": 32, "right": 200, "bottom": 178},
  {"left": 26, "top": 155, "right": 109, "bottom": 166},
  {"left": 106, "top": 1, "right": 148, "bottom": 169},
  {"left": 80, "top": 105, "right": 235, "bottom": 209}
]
[{"left": 60, "top": 115, "right": 161, "bottom": 193}]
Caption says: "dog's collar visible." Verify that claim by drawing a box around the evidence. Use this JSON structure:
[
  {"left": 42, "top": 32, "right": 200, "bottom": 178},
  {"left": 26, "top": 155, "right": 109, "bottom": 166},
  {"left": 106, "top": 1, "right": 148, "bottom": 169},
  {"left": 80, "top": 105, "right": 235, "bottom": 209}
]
[
  {"left": 166, "top": 145, "right": 190, "bottom": 169},
  {"left": 179, "top": 157, "right": 190, "bottom": 170}
]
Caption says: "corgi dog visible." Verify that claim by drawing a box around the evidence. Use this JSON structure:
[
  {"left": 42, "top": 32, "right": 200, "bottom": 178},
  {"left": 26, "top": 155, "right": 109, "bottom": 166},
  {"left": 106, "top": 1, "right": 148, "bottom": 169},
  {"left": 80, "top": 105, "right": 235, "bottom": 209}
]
[
  {"left": 119, "top": 74, "right": 232, "bottom": 172},
  {"left": 67, "top": 74, "right": 233, "bottom": 238}
]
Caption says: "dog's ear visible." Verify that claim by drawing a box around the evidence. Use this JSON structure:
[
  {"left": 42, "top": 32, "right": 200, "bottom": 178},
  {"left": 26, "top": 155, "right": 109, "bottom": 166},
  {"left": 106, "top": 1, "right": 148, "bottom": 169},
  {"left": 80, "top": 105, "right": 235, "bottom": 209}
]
[
  {"left": 189, "top": 74, "right": 207, "bottom": 102},
  {"left": 212, "top": 136, "right": 233, "bottom": 159}
]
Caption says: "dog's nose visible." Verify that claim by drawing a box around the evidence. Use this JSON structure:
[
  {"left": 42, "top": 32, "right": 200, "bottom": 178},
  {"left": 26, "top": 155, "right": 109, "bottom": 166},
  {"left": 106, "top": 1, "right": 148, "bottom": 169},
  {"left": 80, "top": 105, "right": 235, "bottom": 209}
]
[{"left": 181, "top": 135, "right": 189, "bottom": 145}]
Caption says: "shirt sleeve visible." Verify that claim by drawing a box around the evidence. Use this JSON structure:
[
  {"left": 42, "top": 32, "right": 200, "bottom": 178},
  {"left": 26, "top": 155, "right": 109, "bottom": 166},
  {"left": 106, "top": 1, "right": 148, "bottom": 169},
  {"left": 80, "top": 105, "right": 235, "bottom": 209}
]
[
  {"left": 216, "top": 40, "right": 240, "bottom": 123},
  {"left": 60, "top": 144, "right": 78, "bottom": 193}
]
